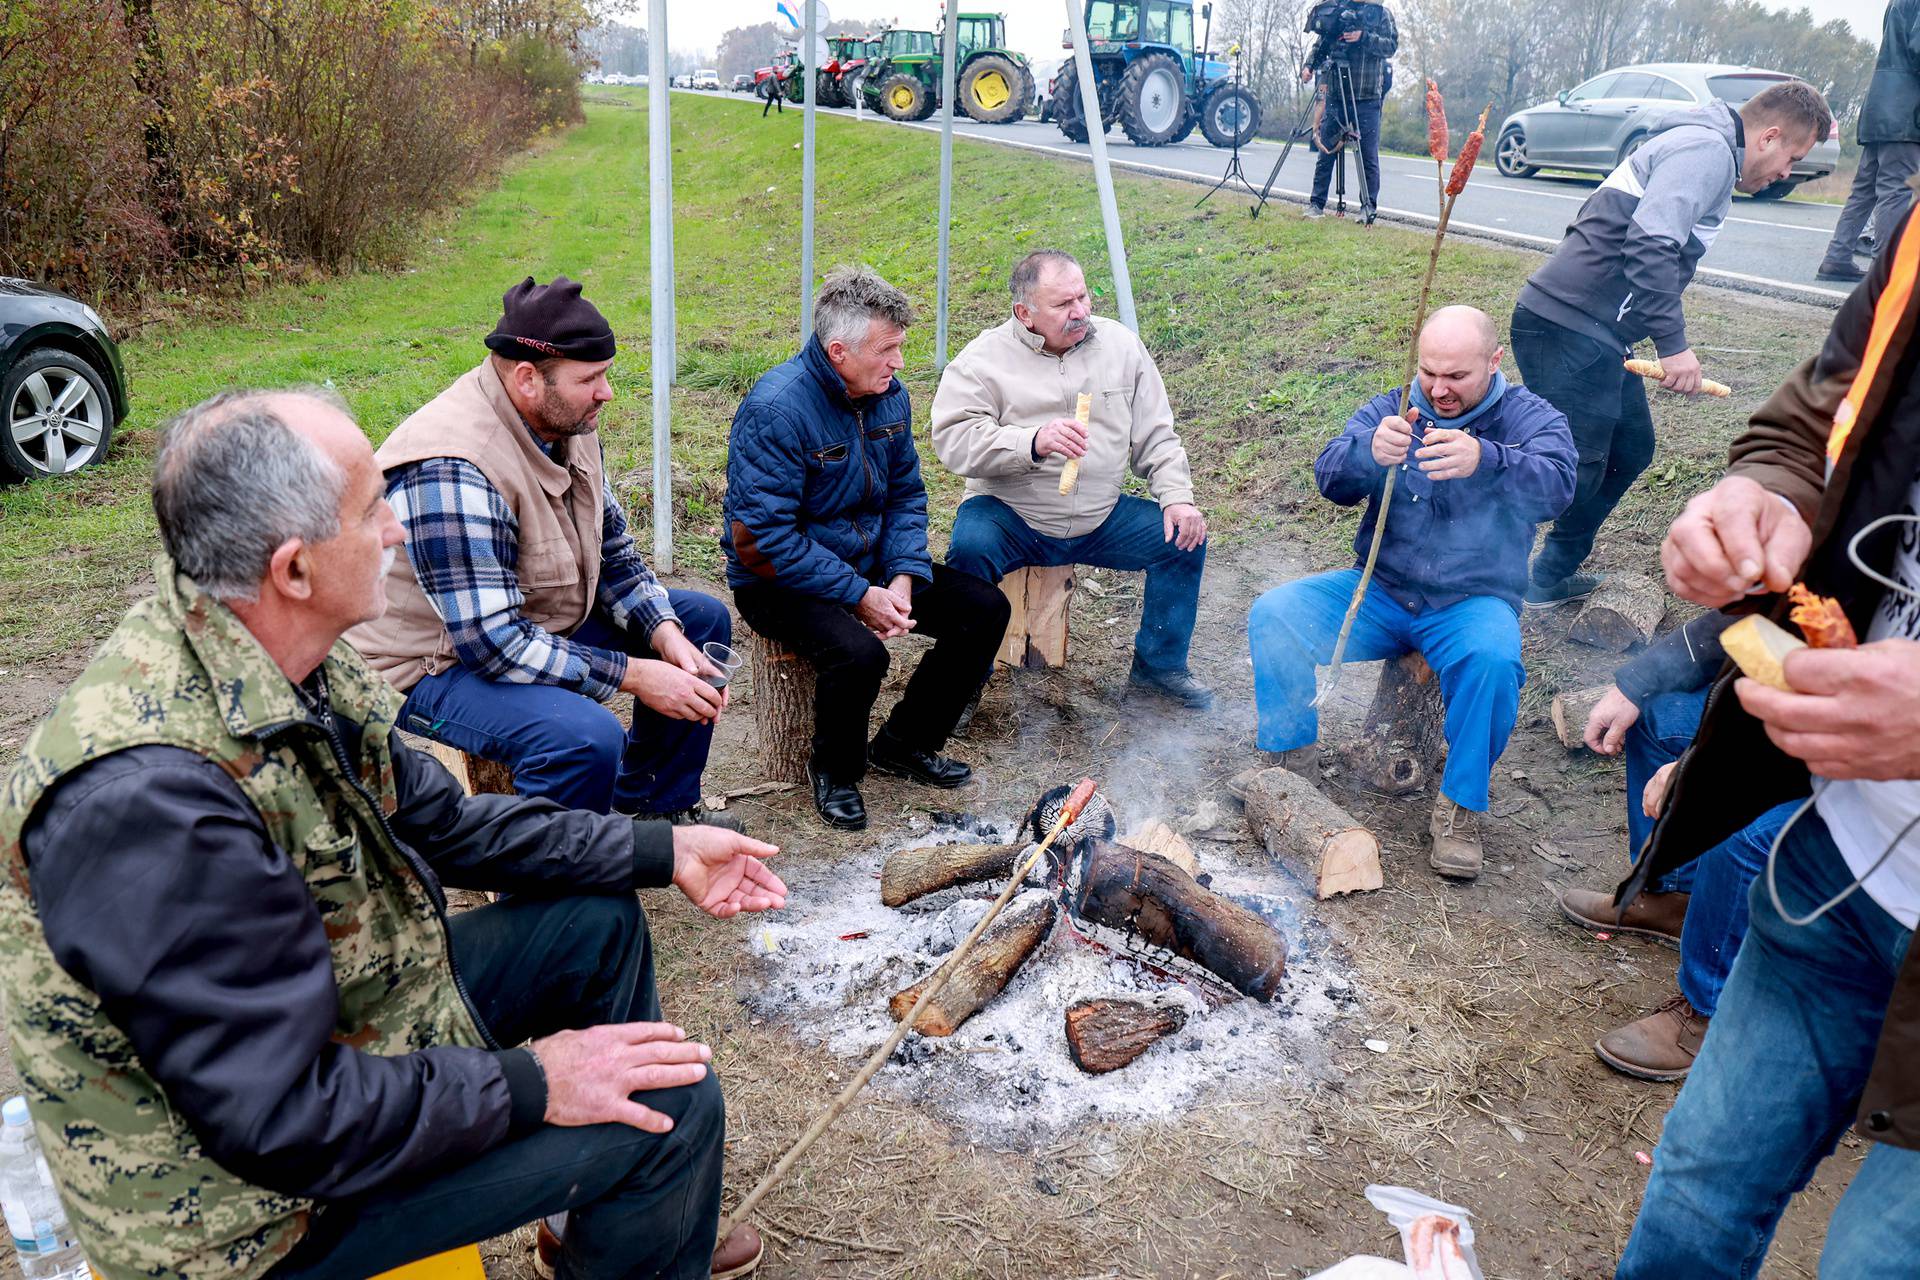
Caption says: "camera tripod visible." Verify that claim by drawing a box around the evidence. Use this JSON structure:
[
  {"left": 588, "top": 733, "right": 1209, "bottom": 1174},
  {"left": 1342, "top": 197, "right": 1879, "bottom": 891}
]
[
  {"left": 1254, "top": 59, "right": 1372, "bottom": 221},
  {"left": 1196, "top": 44, "right": 1259, "bottom": 209}
]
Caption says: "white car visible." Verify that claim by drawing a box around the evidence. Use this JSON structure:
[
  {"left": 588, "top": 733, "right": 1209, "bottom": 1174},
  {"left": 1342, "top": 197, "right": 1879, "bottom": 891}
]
[{"left": 694, "top": 69, "right": 721, "bottom": 90}]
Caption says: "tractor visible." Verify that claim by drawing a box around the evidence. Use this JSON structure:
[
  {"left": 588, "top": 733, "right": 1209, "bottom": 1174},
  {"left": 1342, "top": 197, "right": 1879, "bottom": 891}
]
[
  {"left": 861, "top": 14, "right": 1035, "bottom": 125},
  {"left": 861, "top": 27, "right": 940, "bottom": 121},
  {"left": 1053, "top": 0, "right": 1259, "bottom": 149},
  {"left": 783, "top": 35, "right": 869, "bottom": 106}
]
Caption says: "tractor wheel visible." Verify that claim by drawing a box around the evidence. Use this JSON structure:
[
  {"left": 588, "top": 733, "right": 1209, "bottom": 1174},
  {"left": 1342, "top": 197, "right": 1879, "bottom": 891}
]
[
  {"left": 1199, "top": 81, "right": 1261, "bottom": 148},
  {"left": 959, "top": 54, "right": 1024, "bottom": 124},
  {"left": 816, "top": 70, "right": 843, "bottom": 108},
  {"left": 1117, "top": 53, "right": 1188, "bottom": 147},
  {"left": 842, "top": 67, "right": 866, "bottom": 107},
  {"left": 1053, "top": 61, "right": 1111, "bottom": 144},
  {"left": 784, "top": 73, "right": 804, "bottom": 104},
  {"left": 878, "top": 73, "right": 929, "bottom": 122},
  {"left": 1005, "top": 65, "right": 1035, "bottom": 122}
]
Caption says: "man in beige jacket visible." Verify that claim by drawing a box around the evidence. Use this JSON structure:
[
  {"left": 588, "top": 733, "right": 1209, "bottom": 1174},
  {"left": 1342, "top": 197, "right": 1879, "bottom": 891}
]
[{"left": 932, "top": 249, "right": 1212, "bottom": 708}]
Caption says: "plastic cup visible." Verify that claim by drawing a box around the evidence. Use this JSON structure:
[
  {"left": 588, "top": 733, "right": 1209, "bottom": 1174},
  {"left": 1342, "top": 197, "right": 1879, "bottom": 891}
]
[{"left": 701, "top": 641, "right": 743, "bottom": 690}]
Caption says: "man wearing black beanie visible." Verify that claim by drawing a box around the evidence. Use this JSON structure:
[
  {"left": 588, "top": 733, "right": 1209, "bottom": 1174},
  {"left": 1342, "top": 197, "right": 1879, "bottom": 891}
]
[{"left": 348, "top": 276, "right": 740, "bottom": 826}]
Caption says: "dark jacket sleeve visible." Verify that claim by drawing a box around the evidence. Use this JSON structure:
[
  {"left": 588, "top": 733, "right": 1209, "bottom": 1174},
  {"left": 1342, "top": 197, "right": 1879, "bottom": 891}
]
[
  {"left": 726, "top": 398, "right": 869, "bottom": 605},
  {"left": 1613, "top": 612, "right": 1734, "bottom": 706},
  {"left": 1314, "top": 391, "right": 1396, "bottom": 506},
  {"left": 1362, "top": 5, "right": 1397, "bottom": 59},
  {"left": 21, "top": 748, "right": 545, "bottom": 1201},
  {"left": 1729, "top": 207, "right": 1902, "bottom": 519},
  {"left": 876, "top": 426, "right": 934, "bottom": 585},
  {"left": 389, "top": 735, "right": 674, "bottom": 892}
]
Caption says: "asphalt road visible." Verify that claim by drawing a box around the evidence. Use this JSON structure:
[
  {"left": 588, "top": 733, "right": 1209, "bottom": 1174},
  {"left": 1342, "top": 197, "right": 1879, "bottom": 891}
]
[{"left": 682, "top": 88, "right": 1853, "bottom": 306}]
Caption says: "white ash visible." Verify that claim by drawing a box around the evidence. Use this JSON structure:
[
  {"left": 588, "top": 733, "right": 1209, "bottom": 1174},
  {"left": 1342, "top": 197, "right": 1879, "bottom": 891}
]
[{"left": 742, "top": 821, "right": 1363, "bottom": 1139}]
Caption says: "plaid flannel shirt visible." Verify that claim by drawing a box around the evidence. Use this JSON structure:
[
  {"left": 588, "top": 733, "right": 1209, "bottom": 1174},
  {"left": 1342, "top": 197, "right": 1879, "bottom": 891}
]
[{"left": 386, "top": 447, "right": 678, "bottom": 703}]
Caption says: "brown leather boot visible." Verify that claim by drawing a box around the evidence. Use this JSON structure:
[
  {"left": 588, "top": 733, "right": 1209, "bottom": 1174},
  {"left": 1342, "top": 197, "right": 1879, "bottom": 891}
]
[
  {"left": 1594, "top": 995, "right": 1708, "bottom": 1082},
  {"left": 1559, "top": 887, "right": 1689, "bottom": 944},
  {"left": 1428, "top": 794, "right": 1482, "bottom": 880}
]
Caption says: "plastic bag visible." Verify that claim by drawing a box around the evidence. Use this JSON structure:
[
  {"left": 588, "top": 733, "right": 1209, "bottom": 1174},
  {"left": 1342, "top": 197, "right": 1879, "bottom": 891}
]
[{"left": 1364, "top": 1185, "right": 1483, "bottom": 1280}]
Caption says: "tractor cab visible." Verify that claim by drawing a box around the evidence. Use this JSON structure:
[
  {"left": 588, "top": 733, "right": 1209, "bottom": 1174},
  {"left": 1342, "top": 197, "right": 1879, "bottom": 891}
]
[{"left": 1055, "top": 0, "right": 1258, "bottom": 149}]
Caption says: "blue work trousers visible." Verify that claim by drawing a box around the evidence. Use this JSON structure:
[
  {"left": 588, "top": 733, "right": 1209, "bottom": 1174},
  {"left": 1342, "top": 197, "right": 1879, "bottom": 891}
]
[
  {"left": 1247, "top": 569, "right": 1521, "bottom": 811},
  {"left": 398, "top": 591, "right": 729, "bottom": 815},
  {"left": 946, "top": 494, "right": 1205, "bottom": 675},
  {"left": 1616, "top": 811, "right": 1919, "bottom": 1279}
]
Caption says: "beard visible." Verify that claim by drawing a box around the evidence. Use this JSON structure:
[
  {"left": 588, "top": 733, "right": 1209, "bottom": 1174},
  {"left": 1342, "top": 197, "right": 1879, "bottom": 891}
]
[{"left": 531, "top": 388, "right": 600, "bottom": 437}]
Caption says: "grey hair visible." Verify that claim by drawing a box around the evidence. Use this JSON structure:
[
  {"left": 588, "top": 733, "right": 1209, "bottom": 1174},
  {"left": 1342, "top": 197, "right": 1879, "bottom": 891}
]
[
  {"left": 813, "top": 265, "right": 914, "bottom": 352},
  {"left": 152, "top": 387, "right": 351, "bottom": 603},
  {"left": 1010, "top": 249, "right": 1080, "bottom": 306}
]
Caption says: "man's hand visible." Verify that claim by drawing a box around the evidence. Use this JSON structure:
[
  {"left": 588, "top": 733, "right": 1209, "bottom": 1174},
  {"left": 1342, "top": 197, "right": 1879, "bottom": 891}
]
[
  {"left": 530, "top": 1022, "right": 711, "bottom": 1132},
  {"left": 1417, "top": 427, "right": 1481, "bottom": 481},
  {"left": 1163, "top": 503, "right": 1207, "bottom": 552},
  {"left": 1371, "top": 411, "right": 1415, "bottom": 466},
  {"left": 886, "top": 573, "right": 915, "bottom": 618},
  {"left": 1654, "top": 348, "right": 1704, "bottom": 395},
  {"left": 651, "top": 622, "right": 729, "bottom": 714},
  {"left": 1661, "top": 474, "right": 1812, "bottom": 606},
  {"left": 1034, "top": 417, "right": 1089, "bottom": 460},
  {"left": 1642, "top": 761, "right": 1678, "bottom": 820},
  {"left": 1300, "top": 65, "right": 1314, "bottom": 83},
  {"left": 856, "top": 584, "right": 915, "bottom": 639},
  {"left": 1583, "top": 685, "right": 1641, "bottom": 755},
  {"left": 672, "top": 824, "right": 787, "bottom": 918},
  {"left": 622, "top": 658, "right": 724, "bottom": 723},
  {"left": 1734, "top": 639, "right": 1920, "bottom": 781}
]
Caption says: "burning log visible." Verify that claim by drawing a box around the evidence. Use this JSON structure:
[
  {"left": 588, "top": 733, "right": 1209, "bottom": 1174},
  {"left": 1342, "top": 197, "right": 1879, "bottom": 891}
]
[
  {"left": 1064, "top": 998, "right": 1186, "bottom": 1074},
  {"left": 1342, "top": 653, "right": 1446, "bottom": 796},
  {"left": 880, "top": 841, "right": 1025, "bottom": 908},
  {"left": 887, "top": 891, "right": 1056, "bottom": 1036},
  {"left": 1241, "top": 768, "right": 1383, "bottom": 900},
  {"left": 1568, "top": 573, "right": 1665, "bottom": 652},
  {"left": 1069, "top": 840, "right": 1287, "bottom": 1000},
  {"left": 1550, "top": 684, "right": 1613, "bottom": 750}
]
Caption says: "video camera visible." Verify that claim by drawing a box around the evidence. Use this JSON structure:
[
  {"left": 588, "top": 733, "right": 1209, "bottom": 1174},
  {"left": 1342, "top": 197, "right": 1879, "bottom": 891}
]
[{"left": 1306, "top": 0, "right": 1370, "bottom": 58}]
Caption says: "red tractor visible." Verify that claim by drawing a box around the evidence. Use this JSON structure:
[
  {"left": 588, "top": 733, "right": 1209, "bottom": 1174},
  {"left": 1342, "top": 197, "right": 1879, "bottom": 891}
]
[{"left": 752, "top": 49, "right": 801, "bottom": 105}]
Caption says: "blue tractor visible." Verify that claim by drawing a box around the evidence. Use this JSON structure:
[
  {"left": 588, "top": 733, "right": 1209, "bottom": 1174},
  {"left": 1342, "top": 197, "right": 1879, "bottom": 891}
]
[{"left": 1053, "top": 0, "right": 1260, "bottom": 149}]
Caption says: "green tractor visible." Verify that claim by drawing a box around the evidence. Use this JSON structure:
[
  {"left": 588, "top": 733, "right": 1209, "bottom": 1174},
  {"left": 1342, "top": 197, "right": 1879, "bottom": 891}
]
[
  {"left": 1054, "top": 0, "right": 1259, "bottom": 149},
  {"left": 785, "top": 34, "right": 869, "bottom": 107},
  {"left": 861, "top": 14, "right": 1035, "bottom": 125}
]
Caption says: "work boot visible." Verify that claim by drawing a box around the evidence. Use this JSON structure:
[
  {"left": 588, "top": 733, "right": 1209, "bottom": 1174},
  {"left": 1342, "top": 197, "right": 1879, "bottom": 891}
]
[
  {"left": 628, "top": 802, "right": 745, "bottom": 833},
  {"left": 807, "top": 760, "right": 867, "bottom": 830},
  {"left": 1815, "top": 258, "right": 1867, "bottom": 283},
  {"left": 1558, "top": 886, "right": 1688, "bottom": 944},
  {"left": 1428, "top": 794, "right": 1482, "bottom": 880},
  {"left": 1127, "top": 657, "right": 1215, "bottom": 710},
  {"left": 868, "top": 728, "right": 973, "bottom": 789},
  {"left": 1594, "top": 995, "right": 1708, "bottom": 1082},
  {"left": 536, "top": 1217, "right": 764, "bottom": 1279},
  {"left": 1523, "top": 572, "right": 1606, "bottom": 609}
]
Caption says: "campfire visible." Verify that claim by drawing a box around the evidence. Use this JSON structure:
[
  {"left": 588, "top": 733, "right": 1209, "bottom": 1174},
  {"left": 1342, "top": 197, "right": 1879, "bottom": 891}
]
[{"left": 748, "top": 785, "right": 1357, "bottom": 1131}]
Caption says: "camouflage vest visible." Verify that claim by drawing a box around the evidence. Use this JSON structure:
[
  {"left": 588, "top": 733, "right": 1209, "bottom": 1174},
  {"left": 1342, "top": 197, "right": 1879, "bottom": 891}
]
[{"left": 0, "top": 558, "right": 485, "bottom": 1280}]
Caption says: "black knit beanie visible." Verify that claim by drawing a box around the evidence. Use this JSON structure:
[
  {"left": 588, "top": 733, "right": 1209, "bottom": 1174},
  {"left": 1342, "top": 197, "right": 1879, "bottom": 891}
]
[{"left": 484, "top": 276, "right": 617, "bottom": 363}]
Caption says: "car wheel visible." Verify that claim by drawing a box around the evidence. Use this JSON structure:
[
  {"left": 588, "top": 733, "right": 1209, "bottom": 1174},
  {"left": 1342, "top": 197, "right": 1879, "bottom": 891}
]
[
  {"left": 2, "top": 347, "right": 114, "bottom": 481},
  {"left": 1616, "top": 132, "right": 1649, "bottom": 167},
  {"left": 1749, "top": 179, "right": 1799, "bottom": 201},
  {"left": 1495, "top": 127, "right": 1537, "bottom": 178}
]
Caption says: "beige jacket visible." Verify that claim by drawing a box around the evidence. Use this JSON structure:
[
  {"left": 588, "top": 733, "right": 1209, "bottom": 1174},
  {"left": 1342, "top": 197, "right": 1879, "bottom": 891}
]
[
  {"left": 930, "top": 315, "right": 1194, "bottom": 539},
  {"left": 345, "top": 359, "right": 606, "bottom": 692}
]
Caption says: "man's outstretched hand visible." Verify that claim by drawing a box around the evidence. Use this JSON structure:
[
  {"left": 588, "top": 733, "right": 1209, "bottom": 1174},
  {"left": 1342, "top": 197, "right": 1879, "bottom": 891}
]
[
  {"left": 531, "top": 1022, "right": 711, "bottom": 1132},
  {"left": 1163, "top": 502, "right": 1207, "bottom": 552},
  {"left": 672, "top": 825, "right": 787, "bottom": 918},
  {"left": 1661, "top": 475, "right": 1811, "bottom": 607}
]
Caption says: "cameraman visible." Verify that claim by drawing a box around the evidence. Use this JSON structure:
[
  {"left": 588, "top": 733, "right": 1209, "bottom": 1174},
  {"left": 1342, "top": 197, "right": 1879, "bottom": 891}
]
[{"left": 1300, "top": 0, "right": 1397, "bottom": 221}]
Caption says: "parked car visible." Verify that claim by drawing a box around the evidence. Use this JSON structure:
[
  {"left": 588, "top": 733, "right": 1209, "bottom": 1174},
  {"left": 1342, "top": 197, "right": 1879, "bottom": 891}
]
[
  {"left": 1031, "top": 57, "right": 1065, "bottom": 121},
  {"left": 731, "top": 73, "right": 754, "bottom": 91},
  {"left": 1495, "top": 63, "right": 1840, "bottom": 200},
  {"left": 0, "top": 279, "right": 127, "bottom": 481},
  {"left": 694, "top": 68, "right": 721, "bottom": 90}
]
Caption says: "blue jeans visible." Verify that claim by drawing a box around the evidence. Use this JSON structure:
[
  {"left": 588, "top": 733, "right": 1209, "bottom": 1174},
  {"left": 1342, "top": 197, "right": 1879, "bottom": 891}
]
[
  {"left": 398, "top": 590, "right": 729, "bottom": 815},
  {"left": 1617, "top": 810, "right": 1919, "bottom": 1279},
  {"left": 1310, "top": 89, "right": 1382, "bottom": 212},
  {"left": 946, "top": 494, "right": 1205, "bottom": 674},
  {"left": 1246, "top": 569, "right": 1522, "bottom": 811},
  {"left": 1625, "top": 689, "right": 1708, "bottom": 884}
]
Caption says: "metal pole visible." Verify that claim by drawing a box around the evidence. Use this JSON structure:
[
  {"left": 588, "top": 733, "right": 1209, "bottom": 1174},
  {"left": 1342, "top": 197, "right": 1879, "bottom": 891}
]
[
  {"left": 935, "top": 0, "right": 959, "bottom": 372},
  {"left": 800, "top": 0, "right": 819, "bottom": 338},
  {"left": 1064, "top": 0, "right": 1138, "bottom": 332},
  {"left": 647, "top": 0, "right": 674, "bottom": 571}
]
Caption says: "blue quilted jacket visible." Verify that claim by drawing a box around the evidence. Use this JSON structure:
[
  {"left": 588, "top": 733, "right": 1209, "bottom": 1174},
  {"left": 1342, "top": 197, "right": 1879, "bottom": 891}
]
[{"left": 722, "top": 336, "right": 933, "bottom": 605}]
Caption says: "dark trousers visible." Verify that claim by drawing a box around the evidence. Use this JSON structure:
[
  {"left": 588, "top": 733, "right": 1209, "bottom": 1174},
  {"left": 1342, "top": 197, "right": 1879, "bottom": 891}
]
[
  {"left": 400, "top": 592, "right": 729, "bottom": 815},
  {"left": 733, "top": 564, "right": 1010, "bottom": 780},
  {"left": 1824, "top": 141, "right": 1920, "bottom": 268},
  {"left": 270, "top": 895, "right": 725, "bottom": 1280},
  {"left": 1509, "top": 304, "right": 1655, "bottom": 587},
  {"left": 1310, "top": 87, "right": 1382, "bottom": 212}
]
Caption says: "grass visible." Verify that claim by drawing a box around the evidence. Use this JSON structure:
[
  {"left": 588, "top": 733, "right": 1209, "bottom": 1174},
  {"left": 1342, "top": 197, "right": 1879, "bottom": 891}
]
[{"left": 0, "top": 87, "right": 1789, "bottom": 677}]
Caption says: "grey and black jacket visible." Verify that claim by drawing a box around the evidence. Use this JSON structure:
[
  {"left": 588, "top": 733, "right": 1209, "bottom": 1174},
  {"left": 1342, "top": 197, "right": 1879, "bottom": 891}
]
[{"left": 1518, "top": 100, "right": 1742, "bottom": 360}]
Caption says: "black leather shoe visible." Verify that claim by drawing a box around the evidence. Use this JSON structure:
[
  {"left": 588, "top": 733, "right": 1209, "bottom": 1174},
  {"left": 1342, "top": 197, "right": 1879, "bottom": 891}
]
[
  {"left": 1816, "top": 259, "right": 1867, "bottom": 283},
  {"left": 807, "top": 762, "right": 867, "bottom": 830},
  {"left": 1126, "top": 658, "right": 1214, "bottom": 710},
  {"left": 868, "top": 729, "right": 973, "bottom": 788}
]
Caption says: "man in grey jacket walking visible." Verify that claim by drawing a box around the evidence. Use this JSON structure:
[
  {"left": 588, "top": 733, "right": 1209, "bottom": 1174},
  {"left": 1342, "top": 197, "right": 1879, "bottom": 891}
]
[
  {"left": 1819, "top": 1, "right": 1920, "bottom": 283},
  {"left": 1510, "top": 81, "right": 1831, "bottom": 607}
]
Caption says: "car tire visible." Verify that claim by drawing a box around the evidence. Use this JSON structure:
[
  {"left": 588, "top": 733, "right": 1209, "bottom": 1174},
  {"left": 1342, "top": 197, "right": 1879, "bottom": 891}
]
[
  {"left": 1616, "top": 131, "right": 1649, "bottom": 167},
  {"left": 1, "top": 347, "right": 115, "bottom": 481},
  {"left": 1495, "top": 127, "right": 1537, "bottom": 178},
  {"left": 1749, "top": 179, "right": 1799, "bottom": 201}
]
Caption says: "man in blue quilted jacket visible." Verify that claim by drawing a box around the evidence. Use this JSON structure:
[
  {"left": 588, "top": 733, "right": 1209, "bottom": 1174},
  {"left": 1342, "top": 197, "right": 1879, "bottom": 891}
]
[{"left": 723, "top": 267, "right": 1010, "bottom": 831}]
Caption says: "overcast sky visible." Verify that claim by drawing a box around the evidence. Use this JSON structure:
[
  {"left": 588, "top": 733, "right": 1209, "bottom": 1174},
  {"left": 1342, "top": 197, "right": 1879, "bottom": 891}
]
[{"left": 638, "top": 0, "right": 1889, "bottom": 62}]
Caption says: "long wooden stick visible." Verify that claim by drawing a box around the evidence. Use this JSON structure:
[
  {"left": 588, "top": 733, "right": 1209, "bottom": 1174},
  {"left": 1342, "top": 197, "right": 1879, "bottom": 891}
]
[{"left": 718, "top": 778, "right": 1099, "bottom": 1237}]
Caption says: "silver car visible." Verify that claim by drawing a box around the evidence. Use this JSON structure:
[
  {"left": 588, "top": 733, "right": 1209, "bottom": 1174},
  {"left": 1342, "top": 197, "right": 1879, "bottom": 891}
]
[{"left": 1495, "top": 63, "right": 1839, "bottom": 200}]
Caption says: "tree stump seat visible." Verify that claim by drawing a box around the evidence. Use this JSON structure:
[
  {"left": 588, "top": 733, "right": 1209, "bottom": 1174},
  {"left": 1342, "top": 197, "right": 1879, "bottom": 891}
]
[
  {"left": 996, "top": 565, "right": 1074, "bottom": 670},
  {"left": 745, "top": 626, "right": 818, "bottom": 784},
  {"left": 417, "top": 737, "right": 515, "bottom": 797}
]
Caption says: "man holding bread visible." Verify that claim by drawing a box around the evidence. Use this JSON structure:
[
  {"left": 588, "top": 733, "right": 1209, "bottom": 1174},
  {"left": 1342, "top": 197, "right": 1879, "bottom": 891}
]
[{"left": 932, "top": 250, "right": 1212, "bottom": 710}]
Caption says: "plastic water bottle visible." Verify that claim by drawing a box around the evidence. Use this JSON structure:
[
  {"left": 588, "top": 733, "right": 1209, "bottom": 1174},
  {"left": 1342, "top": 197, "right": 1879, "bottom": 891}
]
[{"left": 0, "top": 1098, "right": 87, "bottom": 1280}]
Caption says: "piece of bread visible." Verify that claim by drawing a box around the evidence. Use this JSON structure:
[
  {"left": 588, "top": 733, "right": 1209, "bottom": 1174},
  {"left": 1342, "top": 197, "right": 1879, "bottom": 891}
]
[
  {"left": 1623, "top": 358, "right": 1731, "bottom": 398},
  {"left": 1721, "top": 614, "right": 1806, "bottom": 691},
  {"left": 1058, "top": 392, "right": 1093, "bottom": 496}
]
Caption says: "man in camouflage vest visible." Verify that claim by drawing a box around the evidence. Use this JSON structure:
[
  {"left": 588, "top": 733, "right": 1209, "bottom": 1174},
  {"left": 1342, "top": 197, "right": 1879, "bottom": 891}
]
[{"left": 0, "top": 388, "right": 783, "bottom": 1280}]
